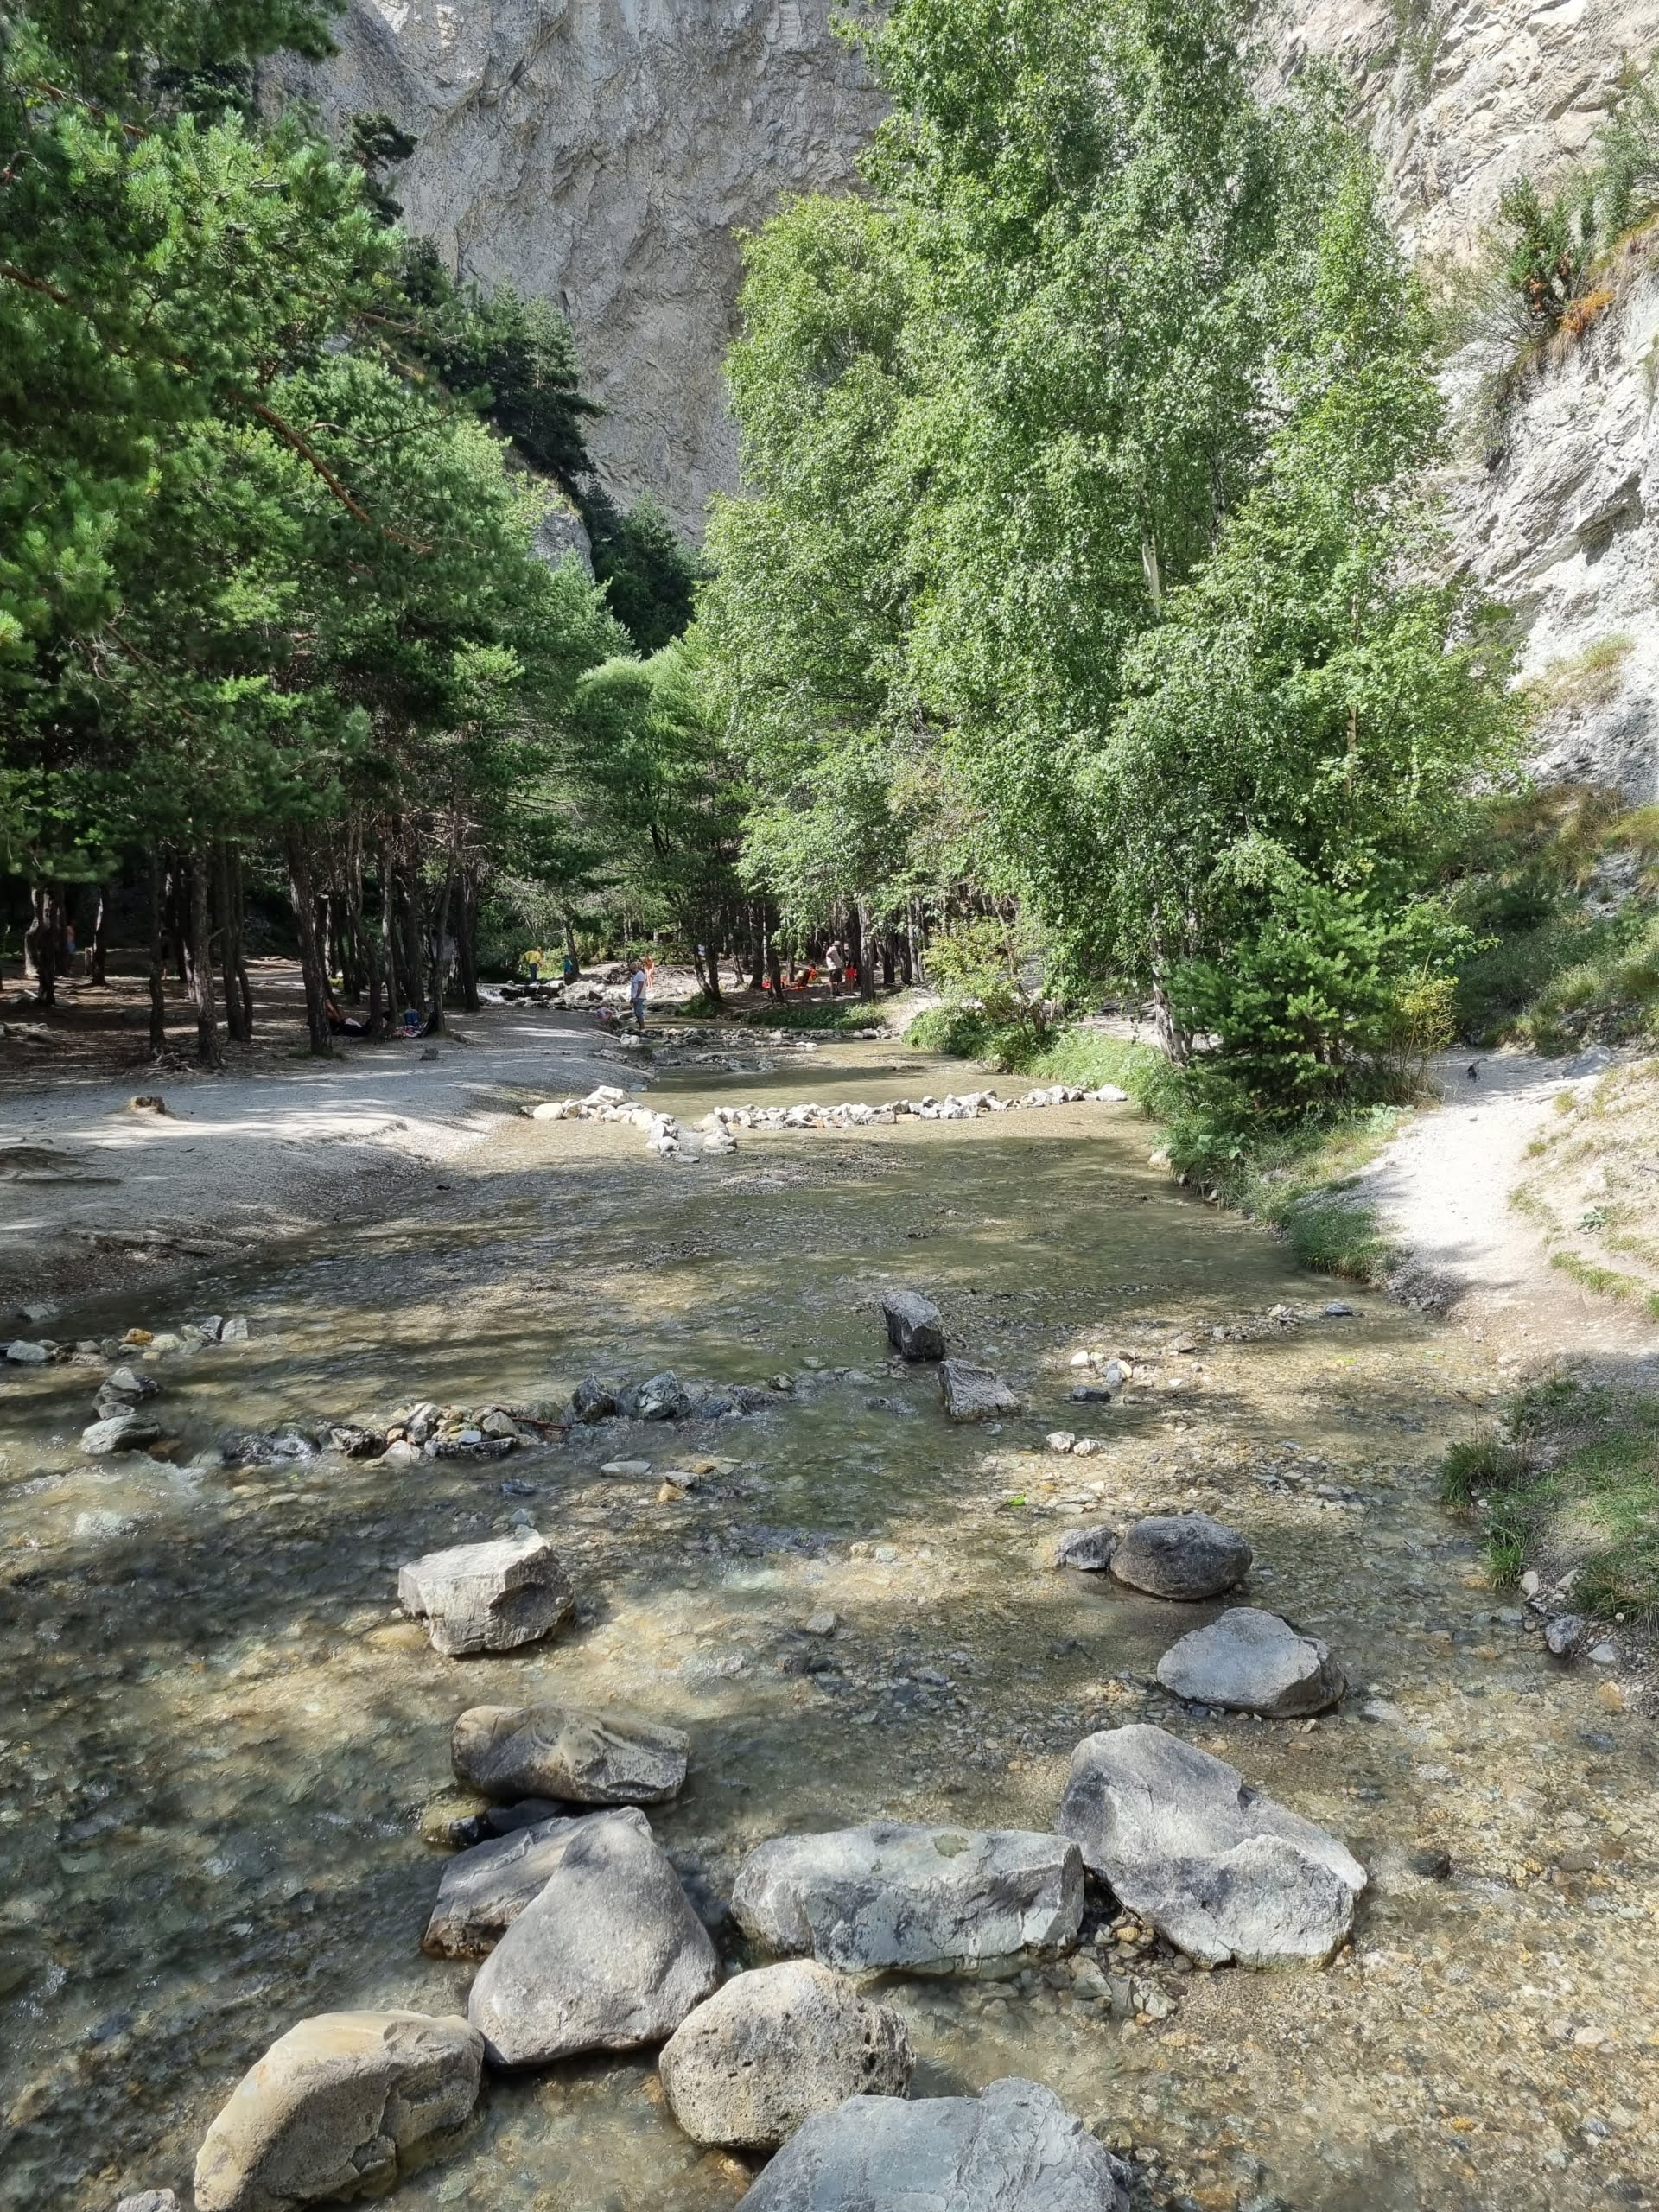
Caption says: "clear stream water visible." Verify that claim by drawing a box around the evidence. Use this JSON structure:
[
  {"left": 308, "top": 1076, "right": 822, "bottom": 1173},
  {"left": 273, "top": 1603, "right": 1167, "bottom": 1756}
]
[{"left": 0, "top": 1039, "right": 1653, "bottom": 2211}]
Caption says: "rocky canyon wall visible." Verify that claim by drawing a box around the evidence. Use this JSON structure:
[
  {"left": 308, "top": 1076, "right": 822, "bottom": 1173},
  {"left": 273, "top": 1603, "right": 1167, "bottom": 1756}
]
[
  {"left": 1280, "top": 1, "right": 1659, "bottom": 801},
  {"left": 269, "top": 0, "right": 885, "bottom": 538},
  {"left": 282, "top": 0, "right": 1658, "bottom": 798}
]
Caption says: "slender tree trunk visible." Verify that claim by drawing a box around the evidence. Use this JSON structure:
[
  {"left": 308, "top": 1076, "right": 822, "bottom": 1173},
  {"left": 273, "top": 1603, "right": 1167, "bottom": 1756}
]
[
  {"left": 749, "top": 903, "right": 766, "bottom": 992},
  {"left": 880, "top": 933, "right": 895, "bottom": 991},
  {"left": 285, "top": 834, "right": 334, "bottom": 1058},
  {"left": 89, "top": 884, "right": 109, "bottom": 986},
  {"left": 898, "top": 925, "right": 913, "bottom": 988},
  {"left": 456, "top": 868, "right": 481, "bottom": 1012},
  {"left": 766, "top": 913, "right": 784, "bottom": 1001},
  {"left": 166, "top": 864, "right": 190, "bottom": 985},
  {"left": 427, "top": 821, "right": 461, "bottom": 1035},
  {"left": 702, "top": 925, "right": 723, "bottom": 1007},
  {"left": 188, "top": 849, "right": 222, "bottom": 1069},
  {"left": 25, "top": 887, "right": 57, "bottom": 1006},
  {"left": 1150, "top": 977, "right": 1190, "bottom": 1066},
  {"left": 562, "top": 910, "right": 581, "bottom": 979},
  {"left": 217, "top": 845, "right": 249, "bottom": 1044},
  {"left": 147, "top": 846, "right": 168, "bottom": 1057},
  {"left": 855, "top": 900, "right": 875, "bottom": 1003}
]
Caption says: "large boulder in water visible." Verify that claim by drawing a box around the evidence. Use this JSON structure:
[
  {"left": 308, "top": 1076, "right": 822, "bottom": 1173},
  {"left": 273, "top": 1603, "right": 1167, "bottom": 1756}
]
[
  {"left": 193, "top": 2010, "right": 482, "bottom": 2212},
  {"left": 880, "top": 1290, "right": 945, "bottom": 1362},
  {"left": 734, "top": 2077, "right": 1131, "bottom": 2212},
  {"left": 467, "top": 1809, "right": 718, "bottom": 2066},
  {"left": 938, "top": 1361, "right": 1020, "bottom": 1421},
  {"left": 397, "top": 1530, "right": 573, "bottom": 1657},
  {"left": 450, "top": 1702, "right": 688, "bottom": 1805},
  {"left": 659, "top": 1960, "right": 912, "bottom": 2148},
  {"left": 733, "top": 1821, "right": 1081, "bottom": 1973},
  {"left": 1109, "top": 1512, "right": 1250, "bottom": 1600},
  {"left": 1154, "top": 1608, "right": 1344, "bottom": 1717},
  {"left": 422, "top": 1807, "right": 650, "bottom": 1958},
  {"left": 1057, "top": 1724, "right": 1365, "bottom": 1967}
]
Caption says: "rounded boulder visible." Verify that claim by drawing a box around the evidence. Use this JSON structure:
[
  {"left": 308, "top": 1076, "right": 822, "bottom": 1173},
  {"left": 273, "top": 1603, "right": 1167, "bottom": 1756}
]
[{"left": 660, "top": 1961, "right": 912, "bottom": 2148}]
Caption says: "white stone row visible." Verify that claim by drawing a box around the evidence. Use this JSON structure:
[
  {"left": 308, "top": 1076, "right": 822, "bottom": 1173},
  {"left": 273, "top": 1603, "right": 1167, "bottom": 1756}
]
[{"left": 529, "top": 1080, "right": 1129, "bottom": 1158}]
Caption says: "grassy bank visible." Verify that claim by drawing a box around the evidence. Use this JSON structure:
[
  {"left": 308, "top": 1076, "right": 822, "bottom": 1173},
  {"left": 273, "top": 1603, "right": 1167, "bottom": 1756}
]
[
  {"left": 1440, "top": 1378, "right": 1659, "bottom": 1629},
  {"left": 907, "top": 1012, "right": 1409, "bottom": 1282},
  {"left": 677, "top": 995, "right": 887, "bottom": 1033}
]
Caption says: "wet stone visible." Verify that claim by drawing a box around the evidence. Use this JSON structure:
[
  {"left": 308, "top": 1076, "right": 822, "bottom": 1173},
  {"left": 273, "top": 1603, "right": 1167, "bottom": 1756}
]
[
  {"left": 938, "top": 1361, "right": 1020, "bottom": 1421},
  {"left": 115, "top": 2195, "right": 180, "bottom": 2212},
  {"left": 734, "top": 2077, "right": 1132, "bottom": 2212},
  {"left": 1055, "top": 1525, "right": 1118, "bottom": 1573},
  {"left": 423, "top": 1807, "right": 652, "bottom": 1958},
  {"left": 397, "top": 1531, "right": 575, "bottom": 1658},
  {"left": 79, "top": 1412, "right": 162, "bottom": 1457},
  {"left": 880, "top": 1290, "right": 945, "bottom": 1363},
  {"left": 733, "top": 1821, "right": 1083, "bottom": 1973},
  {"left": 658, "top": 1960, "right": 913, "bottom": 2149},
  {"left": 193, "top": 2009, "right": 483, "bottom": 2212},
  {"left": 1154, "top": 1607, "right": 1344, "bottom": 1718},
  {"left": 1110, "top": 1512, "right": 1251, "bottom": 1600},
  {"left": 467, "top": 1810, "right": 719, "bottom": 2068},
  {"left": 451, "top": 1702, "right": 690, "bottom": 1805},
  {"left": 1058, "top": 1724, "right": 1365, "bottom": 1967}
]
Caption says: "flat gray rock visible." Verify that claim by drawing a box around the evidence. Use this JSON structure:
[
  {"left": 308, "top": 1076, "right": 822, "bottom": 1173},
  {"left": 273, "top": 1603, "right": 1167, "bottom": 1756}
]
[
  {"left": 1155, "top": 1608, "right": 1344, "bottom": 1717},
  {"left": 397, "top": 1531, "right": 573, "bottom": 1657},
  {"left": 422, "top": 1807, "right": 650, "bottom": 1958},
  {"left": 79, "top": 1412, "right": 161, "bottom": 1457},
  {"left": 938, "top": 1360, "right": 1020, "bottom": 1421},
  {"left": 115, "top": 2196, "right": 179, "bottom": 2212},
  {"left": 734, "top": 2077, "right": 1131, "bottom": 2212},
  {"left": 1055, "top": 1525, "right": 1117, "bottom": 1573},
  {"left": 467, "top": 1809, "right": 718, "bottom": 2066},
  {"left": 193, "top": 2009, "right": 481, "bottom": 2212},
  {"left": 732, "top": 1821, "right": 1082, "bottom": 1973},
  {"left": 881, "top": 1290, "right": 945, "bottom": 1362},
  {"left": 451, "top": 1702, "right": 688, "bottom": 1804},
  {"left": 1058, "top": 1725, "right": 1365, "bottom": 1967},
  {"left": 659, "top": 1960, "right": 912, "bottom": 2148},
  {"left": 1109, "top": 1513, "right": 1250, "bottom": 1600}
]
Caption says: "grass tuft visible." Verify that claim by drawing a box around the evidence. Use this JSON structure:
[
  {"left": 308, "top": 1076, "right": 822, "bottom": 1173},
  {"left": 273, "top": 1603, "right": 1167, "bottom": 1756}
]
[{"left": 1438, "top": 1434, "right": 1529, "bottom": 1506}]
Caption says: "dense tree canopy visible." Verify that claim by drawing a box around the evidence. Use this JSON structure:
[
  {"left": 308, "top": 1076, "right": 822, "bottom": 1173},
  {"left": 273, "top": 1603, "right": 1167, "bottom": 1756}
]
[{"left": 701, "top": 0, "right": 1523, "bottom": 1094}]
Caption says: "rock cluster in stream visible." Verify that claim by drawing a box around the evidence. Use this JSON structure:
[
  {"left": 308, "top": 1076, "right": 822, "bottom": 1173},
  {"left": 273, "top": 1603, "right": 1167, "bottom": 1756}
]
[{"left": 531, "top": 1080, "right": 1129, "bottom": 1158}]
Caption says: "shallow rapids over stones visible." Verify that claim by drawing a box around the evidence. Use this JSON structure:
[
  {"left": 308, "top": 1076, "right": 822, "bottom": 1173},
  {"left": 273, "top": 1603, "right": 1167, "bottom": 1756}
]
[{"left": 0, "top": 1038, "right": 1654, "bottom": 2211}]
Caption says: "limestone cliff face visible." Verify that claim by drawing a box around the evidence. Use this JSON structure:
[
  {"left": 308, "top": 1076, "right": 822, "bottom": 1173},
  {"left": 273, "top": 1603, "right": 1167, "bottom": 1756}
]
[
  {"left": 1281, "top": 1, "right": 1659, "bottom": 803},
  {"left": 286, "top": 0, "right": 1657, "bottom": 797},
  {"left": 270, "top": 0, "right": 885, "bottom": 537}
]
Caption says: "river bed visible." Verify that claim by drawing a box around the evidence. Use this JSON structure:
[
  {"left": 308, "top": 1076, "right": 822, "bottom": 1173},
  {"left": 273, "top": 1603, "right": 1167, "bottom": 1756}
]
[{"left": 1, "top": 1039, "right": 1654, "bottom": 2210}]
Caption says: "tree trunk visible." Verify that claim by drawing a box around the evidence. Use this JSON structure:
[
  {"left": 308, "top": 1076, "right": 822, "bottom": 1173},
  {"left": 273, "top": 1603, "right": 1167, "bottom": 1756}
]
[
  {"left": 456, "top": 868, "right": 481, "bottom": 1012},
  {"left": 702, "top": 928, "right": 723, "bottom": 1007},
  {"left": 898, "top": 924, "right": 913, "bottom": 988},
  {"left": 188, "top": 849, "right": 222, "bottom": 1069},
  {"left": 286, "top": 835, "right": 334, "bottom": 1058},
  {"left": 427, "top": 823, "right": 461, "bottom": 1034},
  {"left": 1150, "top": 977, "right": 1190, "bottom": 1066},
  {"left": 880, "top": 933, "right": 894, "bottom": 991},
  {"left": 89, "top": 884, "right": 109, "bottom": 986},
  {"left": 855, "top": 900, "right": 875, "bottom": 1003},
  {"left": 749, "top": 903, "right": 766, "bottom": 992},
  {"left": 562, "top": 910, "right": 581, "bottom": 979},
  {"left": 24, "top": 886, "right": 57, "bottom": 1006},
  {"left": 147, "top": 846, "right": 168, "bottom": 1058},
  {"left": 217, "top": 845, "right": 250, "bottom": 1044}
]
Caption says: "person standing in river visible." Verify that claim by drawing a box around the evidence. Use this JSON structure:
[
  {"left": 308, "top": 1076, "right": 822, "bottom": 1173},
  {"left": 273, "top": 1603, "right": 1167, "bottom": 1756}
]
[{"left": 628, "top": 961, "right": 648, "bottom": 1033}]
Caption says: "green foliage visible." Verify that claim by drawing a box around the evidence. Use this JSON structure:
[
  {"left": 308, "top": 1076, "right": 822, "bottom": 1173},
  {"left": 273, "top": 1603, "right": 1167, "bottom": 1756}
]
[
  {"left": 1439, "top": 1434, "right": 1529, "bottom": 1507},
  {"left": 1498, "top": 176, "right": 1601, "bottom": 330},
  {"left": 706, "top": 0, "right": 1521, "bottom": 1110},
  {"left": 1448, "top": 1384, "right": 1659, "bottom": 1624},
  {"left": 586, "top": 496, "right": 706, "bottom": 657},
  {"left": 733, "top": 999, "right": 883, "bottom": 1033},
  {"left": 923, "top": 912, "right": 1055, "bottom": 1061},
  {"left": 1444, "top": 786, "right": 1659, "bottom": 1047}
]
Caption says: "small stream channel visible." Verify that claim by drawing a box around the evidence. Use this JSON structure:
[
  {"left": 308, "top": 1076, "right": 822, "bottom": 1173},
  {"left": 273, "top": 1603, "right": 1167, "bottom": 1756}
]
[{"left": 1, "top": 1039, "right": 1653, "bottom": 2210}]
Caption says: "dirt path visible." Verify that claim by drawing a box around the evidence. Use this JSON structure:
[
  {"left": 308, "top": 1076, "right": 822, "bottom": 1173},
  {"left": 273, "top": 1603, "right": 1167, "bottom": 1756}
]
[{"left": 1355, "top": 1048, "right": 1659, "bottom": 1378}]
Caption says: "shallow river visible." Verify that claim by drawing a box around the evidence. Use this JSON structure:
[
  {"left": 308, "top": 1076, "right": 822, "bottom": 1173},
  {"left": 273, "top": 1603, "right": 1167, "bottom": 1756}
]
[{"left": 1, "top": 1039, "right": 1654, "bottom": 2211}]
